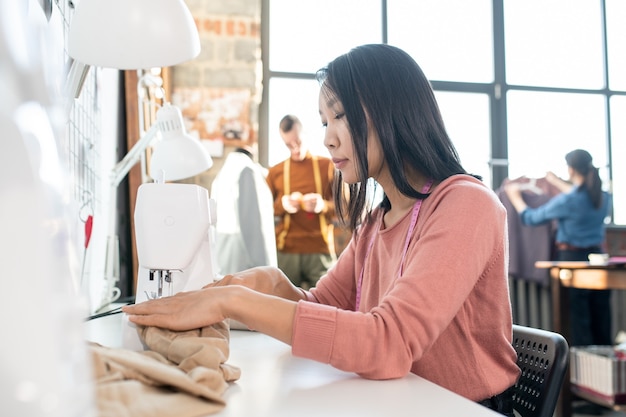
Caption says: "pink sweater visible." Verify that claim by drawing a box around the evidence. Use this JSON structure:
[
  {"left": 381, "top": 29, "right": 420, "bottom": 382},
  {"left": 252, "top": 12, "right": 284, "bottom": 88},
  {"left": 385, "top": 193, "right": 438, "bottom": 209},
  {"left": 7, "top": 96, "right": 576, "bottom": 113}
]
[{"left": 292, "top": 175, "right": 520, "bottom": 401}]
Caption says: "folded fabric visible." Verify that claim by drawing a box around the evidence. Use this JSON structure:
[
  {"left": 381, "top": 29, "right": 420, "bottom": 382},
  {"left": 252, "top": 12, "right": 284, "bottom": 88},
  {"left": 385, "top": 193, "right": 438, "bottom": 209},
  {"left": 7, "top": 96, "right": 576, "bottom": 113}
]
[{"left": 90, "top": 320, "right": 241, "bottom": 417}]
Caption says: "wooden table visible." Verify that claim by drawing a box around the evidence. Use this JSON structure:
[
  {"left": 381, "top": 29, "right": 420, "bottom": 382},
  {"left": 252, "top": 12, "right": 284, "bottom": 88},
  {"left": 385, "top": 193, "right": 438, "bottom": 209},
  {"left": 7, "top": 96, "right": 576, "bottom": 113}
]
[{"left": 535, "top": 260, "right": 626, "bottom": 417}]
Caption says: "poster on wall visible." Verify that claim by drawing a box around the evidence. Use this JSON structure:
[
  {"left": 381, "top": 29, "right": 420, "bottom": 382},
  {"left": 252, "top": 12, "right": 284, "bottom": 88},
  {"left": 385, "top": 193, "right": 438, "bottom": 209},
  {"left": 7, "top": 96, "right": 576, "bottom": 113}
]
[{"left": 171, "top": 87, "right": 255, "bottom": 158}]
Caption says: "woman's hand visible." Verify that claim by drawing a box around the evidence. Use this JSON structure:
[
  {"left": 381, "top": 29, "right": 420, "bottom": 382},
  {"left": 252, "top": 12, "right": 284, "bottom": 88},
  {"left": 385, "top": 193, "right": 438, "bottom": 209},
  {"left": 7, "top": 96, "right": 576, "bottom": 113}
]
[
  {"left": 122, "top": 266, "right": 304, "bottom": 343},
  {"left": 504, "top": 183, "right": 528, "bottom": 213},
  {"left": 281, "top": 192, "right": 302, "bottom": 213},
  {"left": 545, "top": 171, "right": 559, "bottom": 185},
  {"left": 208, "top": 266, "right": 306, "bottom": 302},
  {"left": 504, "top": 182, "right": 520, "bottom": 195},
  {"left": 301, "top": 193, "right": 325, "bottom": 213},
  {"left": 545, "top": 171, "right": 572, "bottom": 193},
  {"left": 122, "top": 286, "right": 230, "bottom": 331}
]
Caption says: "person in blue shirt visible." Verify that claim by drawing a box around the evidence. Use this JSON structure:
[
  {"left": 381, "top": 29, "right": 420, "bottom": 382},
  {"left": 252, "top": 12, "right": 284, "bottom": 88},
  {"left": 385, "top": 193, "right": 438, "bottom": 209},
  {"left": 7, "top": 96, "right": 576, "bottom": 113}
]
[{"left": 506, "top": 149, "right": 612, "bottom": 346}]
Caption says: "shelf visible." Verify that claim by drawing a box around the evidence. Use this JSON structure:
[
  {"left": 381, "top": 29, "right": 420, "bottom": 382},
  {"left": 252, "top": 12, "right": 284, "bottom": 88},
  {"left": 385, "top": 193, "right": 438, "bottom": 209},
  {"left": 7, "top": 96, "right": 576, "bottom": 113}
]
[{"left": 571, "top": 385, "right": 626, "bottom": 411}]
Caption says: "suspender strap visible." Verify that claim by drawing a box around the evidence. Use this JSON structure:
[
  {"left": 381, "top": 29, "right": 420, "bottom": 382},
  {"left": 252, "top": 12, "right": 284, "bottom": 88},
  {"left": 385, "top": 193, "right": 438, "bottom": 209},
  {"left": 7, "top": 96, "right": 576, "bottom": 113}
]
[{"left": 276, "top": 159, "right": 291, "bottom": 250}]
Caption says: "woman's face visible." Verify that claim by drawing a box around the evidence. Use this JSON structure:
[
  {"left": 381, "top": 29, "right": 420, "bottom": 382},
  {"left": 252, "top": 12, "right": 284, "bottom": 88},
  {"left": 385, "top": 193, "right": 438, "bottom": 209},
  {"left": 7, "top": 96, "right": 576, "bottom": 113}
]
[{"left": 319, "top": 88, "right": 384, "bottom": 184}]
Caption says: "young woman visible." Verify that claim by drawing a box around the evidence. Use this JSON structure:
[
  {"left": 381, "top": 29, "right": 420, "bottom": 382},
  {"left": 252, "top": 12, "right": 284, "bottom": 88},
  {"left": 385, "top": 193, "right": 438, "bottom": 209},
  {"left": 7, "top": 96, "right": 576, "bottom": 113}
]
[
  {"left": 506, "top": 149, "right": 612, "bottom": 346},
  {"left": 124, "top": 44, "right": 520, "bottom": 416}
]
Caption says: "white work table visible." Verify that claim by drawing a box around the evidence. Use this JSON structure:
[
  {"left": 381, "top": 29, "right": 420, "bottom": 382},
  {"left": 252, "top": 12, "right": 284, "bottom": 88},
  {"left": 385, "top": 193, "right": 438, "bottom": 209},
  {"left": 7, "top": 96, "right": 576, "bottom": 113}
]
[{"left": 85, "top": 313, "right": 500, "bottom": 417}]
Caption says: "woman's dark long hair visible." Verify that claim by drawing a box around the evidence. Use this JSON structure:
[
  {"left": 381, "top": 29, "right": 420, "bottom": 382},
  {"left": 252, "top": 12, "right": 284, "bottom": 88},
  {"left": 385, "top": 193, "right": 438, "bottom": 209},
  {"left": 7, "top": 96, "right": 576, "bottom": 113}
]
[
  {"left": 565, "top": 149, "right": 603, "bottom": 209},
  {"left": 316, "top": 44, "right": 471, "bottom": 231}
]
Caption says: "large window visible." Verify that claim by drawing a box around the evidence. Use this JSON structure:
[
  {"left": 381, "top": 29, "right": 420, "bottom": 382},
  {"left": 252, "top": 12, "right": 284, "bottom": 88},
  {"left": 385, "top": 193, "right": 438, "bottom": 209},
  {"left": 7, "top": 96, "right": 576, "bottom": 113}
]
[
  {"left": 265, "top": 0, "right": 381, "bottom": 167},
  {"left": 267, "top": 78, "right": 326, "bottom": 167},
  {"left": 606, "top": 0, "right": 626, "bottom": 90},
  {"left": 435, "top": 92, "right": 491, "bottom": 184},
  {"left": 504, "top": 0, "right": 605, "bottom": 89},
  {"left": 610, "top": 96, "right": 626, "bottom": 224},
  {"left": 268, "top": 0, "right": 381, "bottom": 75},
  {"left": 261, "top": 0, "right": 625, "bottom": 224},
  {"left": 506, "top": 91, "right": 608, "bottom": 180},
  {"left": 388, "top": 0, "right": 494, "bottom": 83}
]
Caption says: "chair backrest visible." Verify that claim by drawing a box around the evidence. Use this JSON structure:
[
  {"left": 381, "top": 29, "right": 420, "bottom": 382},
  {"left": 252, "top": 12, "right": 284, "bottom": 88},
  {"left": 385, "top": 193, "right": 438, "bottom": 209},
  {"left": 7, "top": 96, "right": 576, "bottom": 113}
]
[{"left": 511, "top": 324, "right": 569, "bottom": 417}]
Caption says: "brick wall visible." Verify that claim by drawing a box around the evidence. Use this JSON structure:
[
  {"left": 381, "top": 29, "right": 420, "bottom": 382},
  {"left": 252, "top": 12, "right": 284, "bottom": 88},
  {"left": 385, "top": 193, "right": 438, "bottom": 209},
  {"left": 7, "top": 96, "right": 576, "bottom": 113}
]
[{"left": 173, "top": 0, "right": 261, "bottom": 191}]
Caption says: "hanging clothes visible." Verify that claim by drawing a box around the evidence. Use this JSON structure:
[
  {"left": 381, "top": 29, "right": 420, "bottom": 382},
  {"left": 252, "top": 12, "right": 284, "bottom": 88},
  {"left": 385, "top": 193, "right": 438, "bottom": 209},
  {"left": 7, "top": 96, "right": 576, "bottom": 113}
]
[{"left": 497, "top": 176, "right": 560, "bottom": 286}]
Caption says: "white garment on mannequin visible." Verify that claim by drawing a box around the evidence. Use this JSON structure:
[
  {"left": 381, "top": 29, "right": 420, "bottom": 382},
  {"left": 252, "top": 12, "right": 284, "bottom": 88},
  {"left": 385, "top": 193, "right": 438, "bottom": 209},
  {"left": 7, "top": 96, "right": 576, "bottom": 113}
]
[{"left": 211, "top": 150, "right": 277, "bottom": 275}]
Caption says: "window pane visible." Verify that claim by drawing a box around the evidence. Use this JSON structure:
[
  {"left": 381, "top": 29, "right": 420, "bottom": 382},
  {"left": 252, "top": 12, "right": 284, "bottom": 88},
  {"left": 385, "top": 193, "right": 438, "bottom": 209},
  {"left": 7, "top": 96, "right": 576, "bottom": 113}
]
[
  {"left": 610, "top": 96, "right": 626, "bottom": 224},
  {"left": 606, "top": 0, "right": 626, "bottom": 91},
  {"left": 269, "top": 0, "right": 382, "bottom": 74},
  {"left": 267, "top": 78, "right": 329, "bottom": 167},
  {"left": 507, "top": 91, "right": 608, "bottom": 183},
  {"left": 388, "top": 0, "right": 493, "bottom": 83},
  {"left": 504, "top": 0, "right": 604, "bottom": 89},
  {"left": 435, "top": 92, "right": 492, "bottom": 188}
]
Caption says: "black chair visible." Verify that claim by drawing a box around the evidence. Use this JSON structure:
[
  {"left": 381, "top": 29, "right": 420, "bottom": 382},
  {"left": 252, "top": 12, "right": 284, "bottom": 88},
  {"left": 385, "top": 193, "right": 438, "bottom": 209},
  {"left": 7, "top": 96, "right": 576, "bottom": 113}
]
[{"left": 511, "top": 324, "right": 569, "bottom": 417}]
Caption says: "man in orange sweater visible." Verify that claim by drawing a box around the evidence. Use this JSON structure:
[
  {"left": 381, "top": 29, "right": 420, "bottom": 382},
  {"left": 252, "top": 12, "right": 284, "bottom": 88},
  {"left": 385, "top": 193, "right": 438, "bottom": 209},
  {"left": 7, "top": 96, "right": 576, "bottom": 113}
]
[{"left": 266, "top": 115, "right": 336, "bottom": 289}]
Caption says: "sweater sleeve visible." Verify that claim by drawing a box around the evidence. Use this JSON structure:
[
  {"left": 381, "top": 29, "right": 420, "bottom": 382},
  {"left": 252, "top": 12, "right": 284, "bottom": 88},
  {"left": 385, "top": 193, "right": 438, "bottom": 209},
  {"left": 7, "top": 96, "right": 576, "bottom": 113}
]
[
  {"left": 520, "top": 192, "right": 571, "bottom": 226},
  {"left": 291, "top": 177, "right": 514, "bottom": 387}
]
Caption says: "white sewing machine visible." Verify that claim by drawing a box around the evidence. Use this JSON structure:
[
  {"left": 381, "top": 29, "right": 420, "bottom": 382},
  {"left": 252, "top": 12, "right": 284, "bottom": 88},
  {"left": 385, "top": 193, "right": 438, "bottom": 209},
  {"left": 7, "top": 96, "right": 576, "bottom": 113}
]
[{"left": 121, "top": 181, "right": 218, "bottom": 350}]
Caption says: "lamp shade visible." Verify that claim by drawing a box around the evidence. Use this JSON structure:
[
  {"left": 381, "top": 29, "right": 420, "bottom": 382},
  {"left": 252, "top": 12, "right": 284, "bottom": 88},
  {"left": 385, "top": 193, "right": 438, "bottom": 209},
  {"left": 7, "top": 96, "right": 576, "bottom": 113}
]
[
  {"left": 68, "top": 0, "right": 200, "bottom": 69},
  {"left": 149, "top": 103, "right": 212, "bottom": 181}
]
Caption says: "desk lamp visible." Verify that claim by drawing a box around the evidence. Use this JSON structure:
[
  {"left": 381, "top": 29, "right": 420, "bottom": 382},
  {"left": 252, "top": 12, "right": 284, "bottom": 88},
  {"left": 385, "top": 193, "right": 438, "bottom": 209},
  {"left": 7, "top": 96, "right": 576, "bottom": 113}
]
[
  {"left": 67, "top": 0, "right": 200, "bottom": 97},
  {"left": 67, "top": 0, "right": 211, "bottom": 312}
]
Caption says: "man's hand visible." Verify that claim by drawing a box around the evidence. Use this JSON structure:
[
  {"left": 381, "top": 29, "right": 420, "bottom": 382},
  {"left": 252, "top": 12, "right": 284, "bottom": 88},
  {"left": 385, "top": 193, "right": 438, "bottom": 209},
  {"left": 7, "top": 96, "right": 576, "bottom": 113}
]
[
  {"left": 301, "top": 193, "right": 324, "bottom": 213},
  {"left": 281, "top": 191, "right": 302, "bottom": 213}
]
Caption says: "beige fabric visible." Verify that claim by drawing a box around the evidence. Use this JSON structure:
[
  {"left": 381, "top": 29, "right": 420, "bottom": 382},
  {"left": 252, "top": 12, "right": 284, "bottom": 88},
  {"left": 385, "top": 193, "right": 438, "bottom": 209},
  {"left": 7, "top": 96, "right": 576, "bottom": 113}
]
[{"left": 90, "top": 320, "right": 241, "bottom": 417}]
